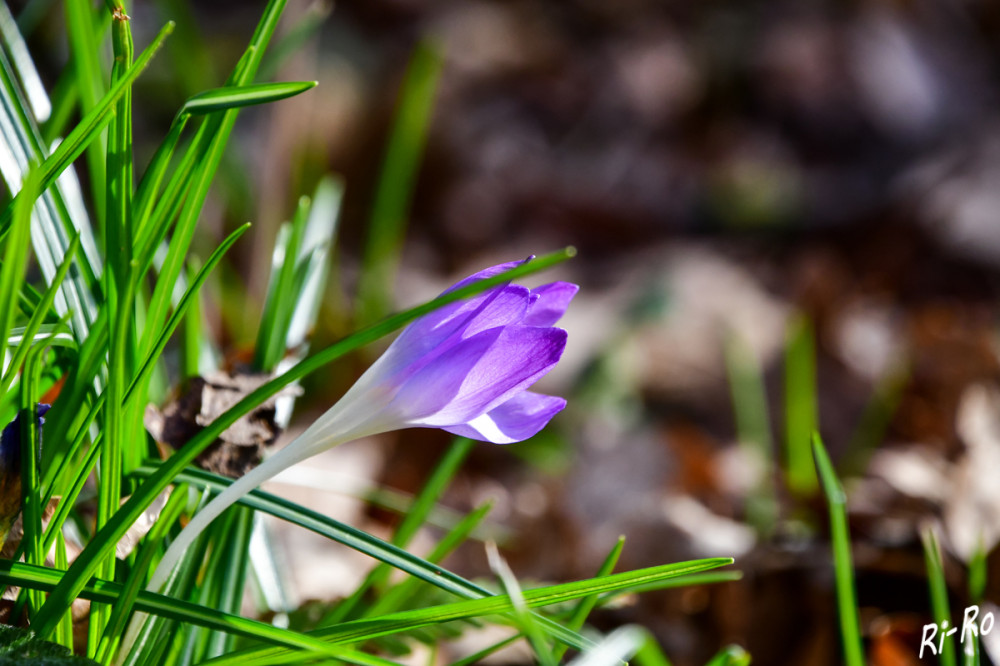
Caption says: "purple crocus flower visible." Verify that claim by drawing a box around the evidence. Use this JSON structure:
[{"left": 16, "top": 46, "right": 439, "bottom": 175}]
[
  {"left": 303, "top": 259, "right": 576, "bottom": 447},
  {"left": 143, "top": 259, "right": 576, "bottom": 596}
]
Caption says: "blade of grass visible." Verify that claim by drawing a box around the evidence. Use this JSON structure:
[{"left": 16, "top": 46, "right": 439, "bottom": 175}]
[
  {"left": 52, "top": 530, "right": 73, "bottom": 650},
  {"left": 40, "top": 64, "right": 78, "bottom": 145},
  {"left": 282, "top": 176, "right": 342, "bottom": 354},
  {"left": 844, "top": 363, "right": 908, "bottom": 475},
  {"left": 201, "top": 557, "right": 735, "bottom": 666},
  {"left": 487, "top": 542, "right": 558, "bottom": 666},
  {"left": 180, "top": 257, "right": 206, "bottom": 379},
  {"left": 93, "top": 4, "right": 137, "bottom": 650},
  {"left": 923, "top": 527, "right": 957, "bottom": 666},
  {"left": 812, "top": 434, "right": 864, "bottom": 666},
  {"left": 203, "top": 507, "right": 254, "bottom": 658},
  {"left": 594, "top": 571, "right": 743, "bottom": 605},
  {"left": 94, "top": 487, "right": 189, "bottom": 664},
  {"left": 0, "top": 234, "right": 80, "bottom": 398},
  {"left": 257, "top": 2, "right": 331, "bottom": 80},
  {"left": 0, "top": 163, "right": 37, "bottom": 373},
  {"left": 451, "top": 633, "right": 521, "bottom": 666},
  {"left": 553, "top": 537, "right": 625, "bottom": 662},
  {"left": 967, "top": 542, "right": 986, "bottom": 666},
  {"left": 364, "top": 500, "right": 496, "bottom": 618},
  {"left": 786, "top": 315, "right": 818, "bottom": 495},
  {"left": 0, "top": 559, "right": 344, "bottom": 658},
  {"left": 0, "top": 21, "right": 174, "bottom": 235},
  {"left": 18, "top": 358, "right": 45, "bottom": 616},
  {"left": 356, "top": 39, "right": 442, "bottom": 326},
  {"left": 704, "top": 645, "right": 751, "bottom": 666},
  {"left": 137, "top": 0, "right": 289, "bottom": 370},
  {"left": 64, "top": 0, "right": 107, "bottom": 224},
  {"left": 0, "top": 2, "right": 50, "bottom": 122},
  {"left": 725, "top": 333, "right": 777, "bottom": 535},
  {"left": 569, "top": 625, "right": 649, "bottom": 666},
  {"left": 633, "top": 632, "right": 673, "bottom": 666},
  {"left": 255, "top": 202, "right": 308, "bottom": 371},
  {"left": 183, "top": 81, "right": 317, "bottom": 116},
  {"left": 329, "top": 437, "right": 475, "bottom": 623}
]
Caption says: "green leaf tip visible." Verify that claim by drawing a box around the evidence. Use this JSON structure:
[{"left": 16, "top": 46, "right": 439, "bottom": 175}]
[{"left": 811, "top": 433, "right": 845, "bottom": 505}]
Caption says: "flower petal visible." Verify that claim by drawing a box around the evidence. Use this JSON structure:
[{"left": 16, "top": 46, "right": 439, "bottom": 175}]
[
  {"left": 375, "top": 261, "right": 533, "bottom": 381},
  {"left": 442, "top": 258, "right": 531, "bottom": 295},
  {"left": 459, "top": 285, "right": 530, "bottom": 338},
  {"left": 522, "top": 282, "right": 578, "bottom": 327},
  {"left": 386, "top": 327, "right": 504, "bottom": 423},
  {"left": 394, "top": 325, "right": 567, "bottom": 426},
  {"left": 441, "top": 391, "right": 566, "bottom": 443},
  {"left": 373, "top": 284, "right": 531, "bottom": 389}
]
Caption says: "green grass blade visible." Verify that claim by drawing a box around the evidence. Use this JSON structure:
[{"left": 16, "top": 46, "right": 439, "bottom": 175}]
[
  {"left": 812, "top": 434, "right": 864, "bottom": 666},
  {"left": 202, "top": 557, "right": 734, "bottom": 666},
  {"left": 94, "top": 487, "right": 189, "bottom": 664},
  {"left": 0, "top": 560, "right": 343, "bottom": 658},
  {"left": 363, "top": 500, "right": 495, "bottom": 619},
  {"left": 704, "top": 645, "right": 751, "bottom": 666},
  {"left": 31, "top": 249, "right": 574, "bottom": 636},
  {"left": 356, "top": 40, "right": 442, "bottom": 326},
  {"left": 922, "top": 527, "right": 957, "bottom": 666},
  {"left": 257, "top": 2, "right": 330, "bottom": 80},
  {"left": 570, "top": 625, "right": 651, "bottom": 666},
  {"left": 0, "top": 164, "right": 37, "bottom": 374},
  {"left": 487, "top": 542, "right": 558, "bottom": 666},
  {"left": 63, "top": 0, "right": 107, "bottom": 223},
  {"left": 967, "top": 540, "right": 986, "bottom": 665},
  {"left": 594, "top": 571, "right": 743, "bottom": 605},
  {"left": 203, "top": 507, "right": 254, "bottom": 658},
  {"left": 181, "top": 81, "right": 316, "bottom": 115},
  {"left": 844, "top": 363, "right": 908, "bottom": 475},
  {"left": 329, "top": 437, "right": 475, "bottom": 623},
  {"left": 0, "top": 2, "right": 50, "bottom": 122},
  {"left": 52, "top": 531, "right": 73, "bottom": 650},
  {"left": 255, "top": 210, "right": 307, "bottom": 371},
  {"left": 253, "top": 176, "right": 341, "bottom": 374},
  {"left": 18, "top": 362, "right": 45, "bottom": 616},
  {"left": 786, "top": 315, "right": 818, "bottom": 495},
  {"left": 451, "top": 634, "right": 521, "bottom": 666},
  {"left": 0, "top": 21, "right": 174, "bottom": 235},
  {"left": 634, "top": 633, "right": 673, "bottom": 666},
  {"left": 553, "top": 537, "right": 625, "bottom": 662},
  {"left": 132, "top": 116, "right": 187, "bottom": 245},
  {"left": 94, "top": 5, "right": 136, "bottom": 648},
  {"left": 0, "top": 234, "right": 80, "bottom": 398},
  {"left": 138, "top": 0, "right": 290, "bottom": 366},
  {"left": 725, "top": 333, "right": 777, "bottom": 535},
  {"left": 969, "top": 542, "right": 986, "bottom": 604}
]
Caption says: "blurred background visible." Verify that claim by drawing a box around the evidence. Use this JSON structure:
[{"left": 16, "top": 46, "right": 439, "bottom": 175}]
[{"left": 18, "top": 0, "right": 1000, "bottom": 663}]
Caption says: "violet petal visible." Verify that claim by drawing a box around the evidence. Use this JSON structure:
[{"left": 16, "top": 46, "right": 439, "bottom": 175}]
[
  {"left": 523, "top": 282, "right": 579, "bottom": 327},
  {"left": 441, "top": 391, "right": 566, "bottom": 444},
  {"left": 396, "top": 325, "right": 567, "bottom": 426},
  {"left": 387, "top": 327, "right": 505, "bottom": 422}
]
